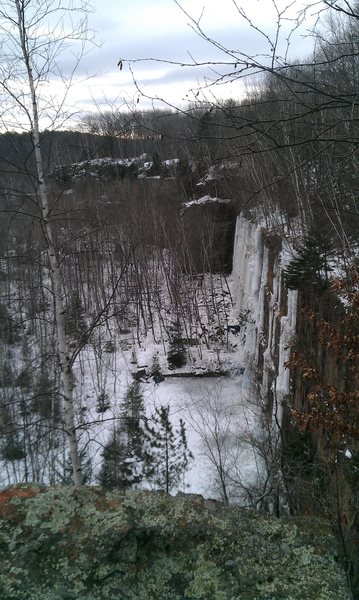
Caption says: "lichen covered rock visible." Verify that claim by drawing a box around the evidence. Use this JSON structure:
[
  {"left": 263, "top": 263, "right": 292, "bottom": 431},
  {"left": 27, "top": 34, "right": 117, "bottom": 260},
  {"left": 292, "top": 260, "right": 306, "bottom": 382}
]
[{"left": 0, "top": 485, "right": 351, "bottom": 599}]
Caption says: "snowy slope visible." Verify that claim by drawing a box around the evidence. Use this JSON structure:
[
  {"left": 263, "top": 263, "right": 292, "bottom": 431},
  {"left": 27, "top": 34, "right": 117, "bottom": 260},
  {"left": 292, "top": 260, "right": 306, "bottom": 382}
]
[
  {"left": 0, "top": 213, "right": 298, "bottom": 505},
  {"left": 72, "top": 214, "right": 298, "bottom": 501}
]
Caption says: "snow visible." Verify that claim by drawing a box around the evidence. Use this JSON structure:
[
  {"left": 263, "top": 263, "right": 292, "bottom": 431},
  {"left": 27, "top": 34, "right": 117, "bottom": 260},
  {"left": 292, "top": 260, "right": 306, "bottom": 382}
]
[
  {"left": 230, "top": 215, "right": 298, "bottom": 418},
  {"left": 64, "top": 211, "right": 297, "bottom": 500},
  {"left": 183, "top": 195, "right": 231, "bottom": 209},
  {"left": 196, "top": 161, "right": 240, "bottom": 186},
  {"left": 141, "top": 376, "right": 256, "bottom": 497},
  {"left": 196, "top": 166, "right": 217, "bottom": 186},
  {"left": 77, "top": 157, "right": 139, "bottom": 168},
  {"left": 0, "top": 210, "right": 298, "bottom": 504}
]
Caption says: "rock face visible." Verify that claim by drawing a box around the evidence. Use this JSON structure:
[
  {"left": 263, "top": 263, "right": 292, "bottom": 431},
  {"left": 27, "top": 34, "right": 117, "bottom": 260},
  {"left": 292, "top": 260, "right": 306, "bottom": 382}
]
[
  {"left": 0, "top": 485, "right": 351, "bottom": 600},
  {"left": 181, "top": 200, "right": 237, "bottom": 273}
]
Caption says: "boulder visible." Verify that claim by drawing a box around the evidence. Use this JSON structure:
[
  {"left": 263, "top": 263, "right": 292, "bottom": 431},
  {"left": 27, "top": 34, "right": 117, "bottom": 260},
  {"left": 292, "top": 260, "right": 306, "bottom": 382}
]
[{"left": 0, "top": 484, "right": 351, "bottom": 599}]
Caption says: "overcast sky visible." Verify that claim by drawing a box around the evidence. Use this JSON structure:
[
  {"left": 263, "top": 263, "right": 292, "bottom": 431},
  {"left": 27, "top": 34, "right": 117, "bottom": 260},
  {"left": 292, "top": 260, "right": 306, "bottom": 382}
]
[{"left": 70, "top": 0, "right": 319, "bottom": 116}]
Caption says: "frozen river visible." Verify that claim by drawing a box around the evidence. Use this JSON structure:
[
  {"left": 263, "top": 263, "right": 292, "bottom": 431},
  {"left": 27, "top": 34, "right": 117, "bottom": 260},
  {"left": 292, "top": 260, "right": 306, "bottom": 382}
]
[{"left": 142, "top": 374, "right": 261, "bottom": 501}]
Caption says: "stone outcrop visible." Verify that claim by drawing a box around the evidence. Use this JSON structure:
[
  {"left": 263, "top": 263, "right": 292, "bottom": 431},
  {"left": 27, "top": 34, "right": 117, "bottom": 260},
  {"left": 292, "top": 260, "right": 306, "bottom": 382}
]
[
  {"left": 231, "top": 216, "right": 298, "bottom": 416},
  {"left": 0, "top": 485, "right": 351, "bottom": 599}
]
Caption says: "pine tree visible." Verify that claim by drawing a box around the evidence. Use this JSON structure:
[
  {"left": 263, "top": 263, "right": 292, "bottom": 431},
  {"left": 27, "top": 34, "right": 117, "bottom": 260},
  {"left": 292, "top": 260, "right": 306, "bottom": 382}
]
[
  {"left": 284, "top": 228, "right": 334, "bottom": 291},
  {"left": 96, "top": 390, "right": 110, "bottom": 413},
  {"left": 149, "top": 351, "right": 165, "bottom": 384},
  {"left": 144, "top": 405, "right": 193, "bottom": 493},
  {"left": 1, "top": 432, "right": 26, "bottom": 462},
  {"left": 64, "top": 292, "right": 88, "bottom": 343},
  {"left": 121, "top": 380, "right": 145, "bottom": 457},
  {"left": 149, "top": 150, "right": 163, "bottom": 176},
  {"left": 0, "top": 304, "right": 18, "bottom": 344},
  {"left": 167, "top": 319, "right": 187, "bottom": 370},
  {"left": 98, "top": 428, "right": 130, "bottom": 490},
  {"left": 99, "top": 380, "right": 147, "bottom": 489}
]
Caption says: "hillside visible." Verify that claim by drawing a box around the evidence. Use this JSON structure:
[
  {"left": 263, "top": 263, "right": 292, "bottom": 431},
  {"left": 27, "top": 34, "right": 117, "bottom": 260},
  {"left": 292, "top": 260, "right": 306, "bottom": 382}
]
[{"left": 1, "top": 0, "right": 359, "bottom": 595}]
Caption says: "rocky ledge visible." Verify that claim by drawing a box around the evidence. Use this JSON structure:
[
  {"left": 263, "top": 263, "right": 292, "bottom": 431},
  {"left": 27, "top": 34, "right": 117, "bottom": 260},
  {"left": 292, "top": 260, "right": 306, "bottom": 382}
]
[{"left": 0, "top": 485, "right": 351, "bottom": 599}]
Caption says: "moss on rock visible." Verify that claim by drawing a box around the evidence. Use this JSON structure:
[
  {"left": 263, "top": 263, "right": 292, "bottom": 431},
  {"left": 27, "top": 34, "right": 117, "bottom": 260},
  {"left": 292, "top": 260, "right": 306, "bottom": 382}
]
[{"left": 0, "top": 485, "right": 351, "bottom": 599}]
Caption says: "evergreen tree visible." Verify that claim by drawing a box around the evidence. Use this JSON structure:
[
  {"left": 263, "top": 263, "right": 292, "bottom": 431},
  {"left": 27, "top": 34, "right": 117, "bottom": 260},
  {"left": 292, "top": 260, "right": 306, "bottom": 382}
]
[
  {"left": 149, "top": 150, "right": 163, "bottom": 176},
  {"left": 149, "top": 351, "right": 165, "bottom": 384},
  {"left": 98, "top": 428, "right": 129, "bottom": 490},
  {"left": 99, "top": 380, "right": 148, "bottom": 489},
  {"left": 0, "top": 304, "right": 18, "bottom": 344},
  {"left": 1, "top": 432, "right": 26, "bottom": 462},
  {"left": 96, "top": 390, "right": 110, "bottom": 413},
  {"left": 121, "top": 380, "right": 145, "bottom": 458},
  {"left": 0, "top": 363, "right": 13, "bottom": 388},
  {"left": 167, "top": 319, "right": 187, "bottom": 370},
  {"left": 144, "top": 405, "right": 193, "bottom": 493},
  {"left": 64, "top": 291, "right": 88, "bottom": 343},
  {"left": 284, "top": 228, "right": 334, "bottom": 291}
]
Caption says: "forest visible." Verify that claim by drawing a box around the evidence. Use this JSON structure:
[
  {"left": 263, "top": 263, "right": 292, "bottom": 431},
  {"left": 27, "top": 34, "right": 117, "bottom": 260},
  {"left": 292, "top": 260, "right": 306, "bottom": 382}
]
[{"left": 0, "top": 0, "right": 359, "bottom": 597}]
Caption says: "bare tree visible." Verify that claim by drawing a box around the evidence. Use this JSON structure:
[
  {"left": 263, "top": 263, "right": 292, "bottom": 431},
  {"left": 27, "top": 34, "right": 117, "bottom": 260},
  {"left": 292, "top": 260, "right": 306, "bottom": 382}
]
[
  {"left": 0, "top": 0, "right": 94, "bottom": 486},
  {"left": 124, "top": 1, "right": 359, "bottom": 245},
  {"left": 185, "top": 385, "right": 254, "bottom": 504}
]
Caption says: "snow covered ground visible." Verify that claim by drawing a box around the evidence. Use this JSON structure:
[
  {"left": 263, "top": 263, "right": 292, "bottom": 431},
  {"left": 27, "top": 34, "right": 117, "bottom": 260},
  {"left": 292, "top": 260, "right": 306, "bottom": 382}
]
[
  {"left": 0, "top": 213, "right": 298, "bottom": 503},
  {"left": 144, "top": 375, "right": 260, "bottom": 498},
  {"left": 69, "top": 214, "right": 298, "bottom": 501}
]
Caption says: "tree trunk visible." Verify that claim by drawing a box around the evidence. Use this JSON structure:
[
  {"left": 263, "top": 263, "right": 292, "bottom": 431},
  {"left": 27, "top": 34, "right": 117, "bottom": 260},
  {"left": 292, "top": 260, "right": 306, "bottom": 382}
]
[{"left": 15, "top": 0, "right": 82, "bottom": 486}]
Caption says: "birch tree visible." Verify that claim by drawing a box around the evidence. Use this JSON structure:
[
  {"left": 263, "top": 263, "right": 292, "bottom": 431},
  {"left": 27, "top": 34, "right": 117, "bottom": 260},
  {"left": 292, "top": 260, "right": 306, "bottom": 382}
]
[{"left": 0, "top": 0, "right": 94, "bottom": 486}]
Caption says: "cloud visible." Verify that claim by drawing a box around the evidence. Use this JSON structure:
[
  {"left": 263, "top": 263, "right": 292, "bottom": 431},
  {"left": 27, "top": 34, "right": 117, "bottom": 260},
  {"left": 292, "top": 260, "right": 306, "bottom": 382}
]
[{"left": 49, "top": 0, "right": 316, "bottom": 117}]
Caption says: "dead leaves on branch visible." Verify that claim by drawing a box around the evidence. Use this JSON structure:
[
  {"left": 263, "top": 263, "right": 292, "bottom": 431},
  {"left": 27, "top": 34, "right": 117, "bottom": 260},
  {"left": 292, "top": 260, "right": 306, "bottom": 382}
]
[{"left": 286, "top": 265, "right": 359, "bottom": 443}]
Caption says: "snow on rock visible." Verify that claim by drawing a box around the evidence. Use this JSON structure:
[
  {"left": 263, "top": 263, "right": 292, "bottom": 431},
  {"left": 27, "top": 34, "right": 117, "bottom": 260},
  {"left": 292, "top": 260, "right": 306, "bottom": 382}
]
[
  {"left": 196, "top": 161, "right": 240, "bottom": 186},
  {"left": 164, "top": 158, "right": 180, "bottom": 167},
  {"left": 182, "top": 195, "right": 231, "bottom": 209},
  {"left": 230, "top": 214, "right": 298, "bottom": 412}
]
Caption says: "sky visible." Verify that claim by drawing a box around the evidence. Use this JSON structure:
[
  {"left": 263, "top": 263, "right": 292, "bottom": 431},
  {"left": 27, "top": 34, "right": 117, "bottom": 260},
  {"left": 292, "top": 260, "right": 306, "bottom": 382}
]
[
  {"left": 0, "top": 0, "right": 322, "bottom": 130},
  {"left": 70, "top": 0, "right": 320, "bottom": 117}
]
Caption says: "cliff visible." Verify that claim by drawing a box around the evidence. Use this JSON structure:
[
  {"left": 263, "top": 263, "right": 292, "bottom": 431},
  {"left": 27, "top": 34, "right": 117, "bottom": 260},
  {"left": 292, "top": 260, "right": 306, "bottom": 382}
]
[
  {"left": 231, "top": 215, "right": 298, "bottom": 417},
  {"left": 0, "top": 485, "right": 351, "bottom": 599}
]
